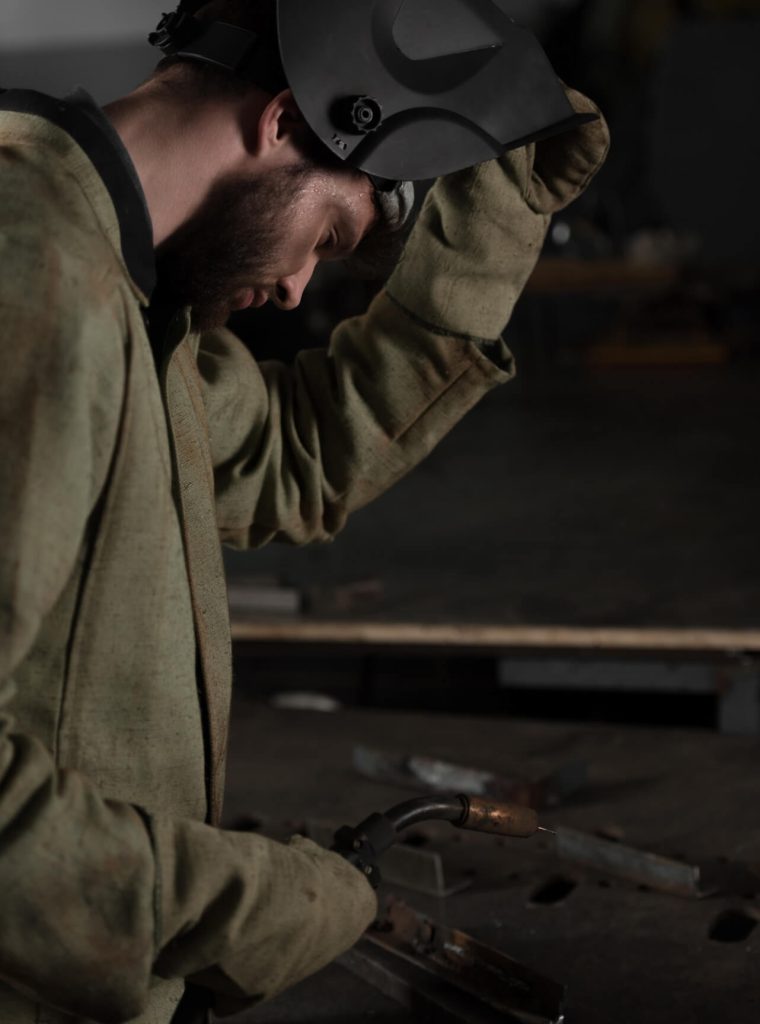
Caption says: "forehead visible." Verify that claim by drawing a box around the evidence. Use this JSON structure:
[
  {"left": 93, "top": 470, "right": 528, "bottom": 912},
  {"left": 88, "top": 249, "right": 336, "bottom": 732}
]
[{"left": 304, "top": 165, "right": 378, "bottom": 236}]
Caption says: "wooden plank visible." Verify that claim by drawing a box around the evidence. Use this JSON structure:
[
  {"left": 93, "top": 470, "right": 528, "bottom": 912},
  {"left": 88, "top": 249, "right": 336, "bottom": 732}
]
[{"left": 230, "top": 619, "right": 760, "bottom": 654}]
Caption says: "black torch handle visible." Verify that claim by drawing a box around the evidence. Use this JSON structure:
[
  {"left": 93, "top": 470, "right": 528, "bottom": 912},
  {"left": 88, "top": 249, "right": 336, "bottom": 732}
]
[{"left": 332, "top": 794, "right": 539, "bottom": 888}]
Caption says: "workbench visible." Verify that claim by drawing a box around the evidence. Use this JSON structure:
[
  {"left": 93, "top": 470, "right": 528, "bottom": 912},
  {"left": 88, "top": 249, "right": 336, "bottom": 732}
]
[
  {"left": 223, "top": 356, "right": 760, "bottom": 1018},
  {"left": 221, "top": 699, "right": 759, "bottom": 1024}
]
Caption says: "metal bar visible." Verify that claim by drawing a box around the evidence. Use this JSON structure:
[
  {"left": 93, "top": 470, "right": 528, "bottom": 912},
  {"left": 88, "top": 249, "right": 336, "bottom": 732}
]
[
  {"left": 498, "top": 657, "right": 723, "bottom": 694},
  {"left": 353, "top": 745, "right": 587, "bottom": 809},
  {"left": 554, "top": 827, "right": 717, "bottom": 898},
  {"left": 717, "top": 665, "right": 760, "bottom": 736},
  {"left": 340, "top": 943, "right": 519, "bottom": 1024},
  {"left": 348, "top": 899, "right": 566, "bottom": 1024}
]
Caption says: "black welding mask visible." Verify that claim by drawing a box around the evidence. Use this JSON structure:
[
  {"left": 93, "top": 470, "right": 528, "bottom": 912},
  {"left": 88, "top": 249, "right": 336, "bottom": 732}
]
[{"left": 149, "top": 0, "right": 595, "bottom": 186}]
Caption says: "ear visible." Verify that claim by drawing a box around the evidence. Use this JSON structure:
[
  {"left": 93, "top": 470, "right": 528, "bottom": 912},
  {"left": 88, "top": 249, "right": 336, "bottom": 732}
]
[{"left": 247, "top": 88, "right": 306, "bottom": 160}]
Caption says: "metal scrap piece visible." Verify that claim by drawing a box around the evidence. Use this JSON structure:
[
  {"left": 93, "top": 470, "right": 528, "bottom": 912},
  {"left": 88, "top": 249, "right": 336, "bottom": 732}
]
[
  {"left": 554, "top": 827, "right": 723, "bottom": 899},
  {"left": 353, "top": 745, "right": 587, "bottom": 809},
  {"left": 341, "top": 899, "right": 566, "bottom": 1024}
]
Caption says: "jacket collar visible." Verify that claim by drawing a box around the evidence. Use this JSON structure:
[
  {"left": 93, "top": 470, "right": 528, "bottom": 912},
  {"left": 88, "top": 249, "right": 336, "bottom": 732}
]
[{"left": 0, "top": 87, "right": 156, "bottom": 303}]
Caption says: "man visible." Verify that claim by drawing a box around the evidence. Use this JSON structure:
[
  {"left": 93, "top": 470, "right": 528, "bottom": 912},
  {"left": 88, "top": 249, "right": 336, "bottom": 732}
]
[{"left": 0, "top": 1, "right": 609, "bottom": 1022}]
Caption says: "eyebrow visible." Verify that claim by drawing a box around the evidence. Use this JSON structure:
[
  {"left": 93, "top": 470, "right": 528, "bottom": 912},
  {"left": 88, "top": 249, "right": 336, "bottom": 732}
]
[{"left": 334, "top": 196, "right": 378, "bottom": 257}]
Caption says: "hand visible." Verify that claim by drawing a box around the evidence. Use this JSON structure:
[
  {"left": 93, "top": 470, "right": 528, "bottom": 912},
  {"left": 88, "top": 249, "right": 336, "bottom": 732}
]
[
  {"left": 152, "top": 820, "right": 378, "bottom": 1015},
  {"left": 517, "top": 86, "right": 611, "bottom": 215},
  {"left": 385, "top": 85, "right": 610, "bottom": 342},
  {"left": 217, "top": 835, "right": 377, "bottom": 1015}
]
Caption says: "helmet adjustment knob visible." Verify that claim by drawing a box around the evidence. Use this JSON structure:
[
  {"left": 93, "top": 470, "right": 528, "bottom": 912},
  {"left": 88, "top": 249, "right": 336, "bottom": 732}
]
[{"left": 348, "top": 96, "right": 384, "bottom": 134}]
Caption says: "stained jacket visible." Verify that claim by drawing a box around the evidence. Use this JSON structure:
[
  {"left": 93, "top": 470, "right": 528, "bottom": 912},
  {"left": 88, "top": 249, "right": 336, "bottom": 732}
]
[{"left": 0, "top": 83, "right": 557, "bottom": 1024}]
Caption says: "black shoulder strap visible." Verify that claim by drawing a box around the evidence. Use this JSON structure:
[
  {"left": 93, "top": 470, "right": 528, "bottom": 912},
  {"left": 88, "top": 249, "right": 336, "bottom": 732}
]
[{"left": 0, "top": 88, "right": 156, "bottom": 302}]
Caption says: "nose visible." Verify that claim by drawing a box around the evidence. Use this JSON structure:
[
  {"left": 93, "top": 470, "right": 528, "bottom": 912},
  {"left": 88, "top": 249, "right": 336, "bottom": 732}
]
[{"left": 274, "top": 260, "right": 317, "bottom": 311}]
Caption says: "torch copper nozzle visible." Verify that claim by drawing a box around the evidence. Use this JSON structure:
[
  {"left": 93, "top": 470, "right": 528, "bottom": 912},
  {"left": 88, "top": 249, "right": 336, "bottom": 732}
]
[{"left": 456, "top": 795, "right": 540, "bottom": 839}]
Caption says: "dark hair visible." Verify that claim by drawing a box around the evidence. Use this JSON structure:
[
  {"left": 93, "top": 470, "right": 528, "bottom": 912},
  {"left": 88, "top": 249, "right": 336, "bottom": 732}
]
[
  {"left": 153, "top": 0, "right": 278, "bottom": 99},
  {"left": 153, "top": 0, "right": 409, "bottom": 277}
]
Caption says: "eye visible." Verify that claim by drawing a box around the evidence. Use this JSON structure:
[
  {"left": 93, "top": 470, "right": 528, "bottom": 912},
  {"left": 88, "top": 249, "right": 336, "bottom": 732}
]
[{"left": 319, "top": 230, "right": 338, "bottom": 254}]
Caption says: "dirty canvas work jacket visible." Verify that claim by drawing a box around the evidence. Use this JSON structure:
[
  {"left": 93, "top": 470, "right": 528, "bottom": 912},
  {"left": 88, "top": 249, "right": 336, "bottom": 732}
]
[{"left": 0, "top": 83, "right": 603, "bottom": 1024}]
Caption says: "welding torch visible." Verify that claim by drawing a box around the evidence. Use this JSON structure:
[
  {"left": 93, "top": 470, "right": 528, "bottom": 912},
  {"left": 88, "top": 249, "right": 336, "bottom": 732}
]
[{"left": 332, "top": 795, "right": 550, "bottom": 888}]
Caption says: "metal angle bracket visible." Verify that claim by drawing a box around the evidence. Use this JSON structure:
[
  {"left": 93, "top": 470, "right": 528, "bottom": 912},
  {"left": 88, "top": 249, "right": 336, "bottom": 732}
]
[{"left": 307, "top": 818, "right": 473, "bottom": 897}]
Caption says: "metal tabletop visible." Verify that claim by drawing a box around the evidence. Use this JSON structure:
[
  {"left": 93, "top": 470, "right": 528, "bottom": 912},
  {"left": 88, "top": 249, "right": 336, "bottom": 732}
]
[{"left": 221, "top": 700, "right": 759, "bottom": 1024}]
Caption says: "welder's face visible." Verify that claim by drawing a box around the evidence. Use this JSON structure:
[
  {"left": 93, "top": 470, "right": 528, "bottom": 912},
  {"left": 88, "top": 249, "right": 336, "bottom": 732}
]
[{"left": 155, "top": 161, "right": 376, "bottom": 330}]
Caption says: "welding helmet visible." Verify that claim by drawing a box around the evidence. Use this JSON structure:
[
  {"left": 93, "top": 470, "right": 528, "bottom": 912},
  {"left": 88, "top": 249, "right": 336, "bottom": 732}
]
[{"left": 149, "top": 0, "right": 595, "bottom": 187}]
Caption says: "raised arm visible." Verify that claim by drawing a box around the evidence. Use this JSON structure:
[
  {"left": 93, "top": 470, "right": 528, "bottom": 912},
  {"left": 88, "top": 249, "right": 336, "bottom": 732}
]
[{"left": 202, "top": 88, "right": 610, "bottom": 549}]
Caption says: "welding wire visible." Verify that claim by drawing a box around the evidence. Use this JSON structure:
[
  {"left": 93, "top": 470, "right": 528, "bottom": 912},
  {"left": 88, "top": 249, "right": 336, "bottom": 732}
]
[{"left": 537, "top": 826, "right": 557, "bottom": 835}]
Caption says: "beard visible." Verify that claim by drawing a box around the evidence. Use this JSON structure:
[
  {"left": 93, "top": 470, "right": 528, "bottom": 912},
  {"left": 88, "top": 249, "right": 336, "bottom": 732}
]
[{"left": 154, "top": 162, "right": 314, "bottom": 331}]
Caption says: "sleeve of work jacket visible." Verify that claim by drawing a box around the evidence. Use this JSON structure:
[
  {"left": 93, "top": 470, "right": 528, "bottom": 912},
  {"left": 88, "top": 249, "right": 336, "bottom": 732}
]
[
  {"left": 0, "top": 192, "right": 375, "bottom": 1021},
  {"left": 201, "top": 90, "right": 609, "bottom": 549},
  {"left": 201, "top": 294, "right": 516, "bottom": 549}
]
